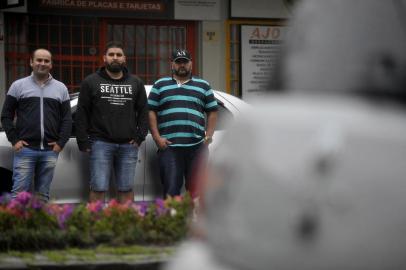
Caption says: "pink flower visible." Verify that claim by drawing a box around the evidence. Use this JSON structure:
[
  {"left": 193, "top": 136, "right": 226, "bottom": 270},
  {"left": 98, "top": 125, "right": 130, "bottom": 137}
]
[
  {"left": 156, "top": 198, "right": 165, "bottom": 207},
  {"left": 107, "top": 199, "right": 119, "bottom": 208},
  {"left": 155, "top": 198, "right": 168, "bottom": 216},
  {"left": 87, "top": 200, "right": 104, "bottom": 213},
  {"left": 133, "top": 201, "right": 148, "bottom": 217},
  {"left": 58, "top": 204, "right": 74, "bottom": 228},
  {"left": 15, "top": 191, "right": 32, "bottom": 205},
  {"left": 30, "top": 197, "right": 43, "bottom": 209},
  {"left": 7, "top": 199, "right": 21, "bottom": 210}
]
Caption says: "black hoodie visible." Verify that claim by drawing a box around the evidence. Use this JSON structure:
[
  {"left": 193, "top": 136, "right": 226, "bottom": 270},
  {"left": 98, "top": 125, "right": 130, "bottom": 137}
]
[{"left": 75, "top": 67, "right": 148, "bottom": 151}]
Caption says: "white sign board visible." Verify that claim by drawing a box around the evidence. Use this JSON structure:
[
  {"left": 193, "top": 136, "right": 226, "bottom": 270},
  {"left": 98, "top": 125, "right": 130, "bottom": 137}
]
[
  {"left": 175, "top": 0, "right": 221, "bottom": 21},
  {"left": 241, "top": 25, "right": 287, "bottom": 100},
  {"left": 231, "top": 0, "right": 290, "bottom": 19}
]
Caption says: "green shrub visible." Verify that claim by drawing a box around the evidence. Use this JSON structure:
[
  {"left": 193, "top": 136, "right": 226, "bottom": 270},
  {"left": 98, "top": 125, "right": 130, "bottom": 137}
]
[{"left": 0, "top": 192, "right": 193, "bottom": 252}]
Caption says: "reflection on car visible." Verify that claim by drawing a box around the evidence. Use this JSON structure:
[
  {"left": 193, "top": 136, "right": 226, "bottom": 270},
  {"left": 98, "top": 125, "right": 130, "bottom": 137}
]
[{"left": 0, "top": 86, "right": 248, "bottom": 202}]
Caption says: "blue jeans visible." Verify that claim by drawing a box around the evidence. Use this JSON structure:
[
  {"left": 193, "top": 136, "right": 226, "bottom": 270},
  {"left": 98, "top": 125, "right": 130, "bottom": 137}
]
[
  {"left": 158, "top": 143, "right": 208, "bottom": 197},
  {"left": 89, "top": 140, "right": 138, "bottom": 192},
  {"left": 12, "top": 147, "right": 59, "bottom": 202}
]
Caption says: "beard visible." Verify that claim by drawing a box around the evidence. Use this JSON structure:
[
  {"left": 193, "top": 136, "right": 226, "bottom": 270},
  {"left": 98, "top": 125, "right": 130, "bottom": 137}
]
[
  {"left": 173, "top": 67, "right": 191, "bottom": 78},
  {"left": 34, "top": 67, "right": 50, "bottom": 77},
  {"left": 106, "top": 62, "right": 124, "bottom": 73}
]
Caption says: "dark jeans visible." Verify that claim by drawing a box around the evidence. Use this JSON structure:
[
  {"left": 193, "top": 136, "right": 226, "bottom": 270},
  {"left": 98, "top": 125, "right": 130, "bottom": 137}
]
[{"left": 158, "top": 143, "right": 208, "bottom": 197}]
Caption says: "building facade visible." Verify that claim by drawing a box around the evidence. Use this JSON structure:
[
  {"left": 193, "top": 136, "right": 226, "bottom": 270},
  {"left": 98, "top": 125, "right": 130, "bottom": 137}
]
[{"left": 0, "top": 0, "right": 291, "bottom": 108}]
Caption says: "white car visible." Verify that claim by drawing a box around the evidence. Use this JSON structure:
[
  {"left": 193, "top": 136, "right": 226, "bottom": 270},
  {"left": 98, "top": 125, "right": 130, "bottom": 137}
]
[{"left": 0, "top": 86, "right": 248, "bottom": 203}]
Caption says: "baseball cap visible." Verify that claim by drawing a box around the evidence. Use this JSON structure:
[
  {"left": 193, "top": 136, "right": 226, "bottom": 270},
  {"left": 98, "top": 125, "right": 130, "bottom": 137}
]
[{"left": 172, "top": 49, "right": 192, "bottom": 62}]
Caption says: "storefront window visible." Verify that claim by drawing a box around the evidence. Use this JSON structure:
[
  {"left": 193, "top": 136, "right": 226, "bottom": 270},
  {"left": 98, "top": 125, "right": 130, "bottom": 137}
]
[{"left": 4, "top": 13, "right": 196, "bottom": 92}]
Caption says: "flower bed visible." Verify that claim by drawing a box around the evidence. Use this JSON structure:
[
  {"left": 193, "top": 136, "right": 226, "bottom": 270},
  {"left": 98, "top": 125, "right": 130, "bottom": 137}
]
[{"left": 0, "top": 192, "right": 192, "bottom": 252}]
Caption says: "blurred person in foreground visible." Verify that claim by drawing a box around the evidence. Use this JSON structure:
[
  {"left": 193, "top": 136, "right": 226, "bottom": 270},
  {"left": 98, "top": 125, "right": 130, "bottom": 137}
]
[
  {"left": 75, "top": 41, "right": 148, "bottom": 203},
  {"left": 148, "top": 49, "right": 218, "bottom": 198},
  {"left": 1, "top": 48, "right": 72, "bottom": 202},
  {"left": 164, "top": 1, "right": 406, "bottom": 270}
]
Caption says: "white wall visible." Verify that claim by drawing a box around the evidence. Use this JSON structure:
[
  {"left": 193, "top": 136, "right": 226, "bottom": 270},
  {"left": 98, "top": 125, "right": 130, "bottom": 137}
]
[
  {"left": 200, "top": 1, "right": 228, "bottom": 92},
  {"left": 201, "top": 21, "right": 227, "bottom": 92},
  {"left": 230, "top": 0, "right": 291, "bottom": 18}
]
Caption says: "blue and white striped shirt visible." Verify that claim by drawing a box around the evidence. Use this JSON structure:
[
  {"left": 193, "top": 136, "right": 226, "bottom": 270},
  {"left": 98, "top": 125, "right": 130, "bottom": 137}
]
[{"left": 148, "top": 77, "right": 218, "bottom": 147}]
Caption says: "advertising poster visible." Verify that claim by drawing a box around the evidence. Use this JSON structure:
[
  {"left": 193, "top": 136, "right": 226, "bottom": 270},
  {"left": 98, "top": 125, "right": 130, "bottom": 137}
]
[{"left": 241, "top": 25, "right": 287, "bottom": 100}]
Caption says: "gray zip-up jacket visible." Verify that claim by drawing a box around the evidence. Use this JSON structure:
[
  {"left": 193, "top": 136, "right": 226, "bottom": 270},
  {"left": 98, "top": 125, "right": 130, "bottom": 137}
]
[{"left": 1, "top": 74, "right": 72, "bottom": 150}]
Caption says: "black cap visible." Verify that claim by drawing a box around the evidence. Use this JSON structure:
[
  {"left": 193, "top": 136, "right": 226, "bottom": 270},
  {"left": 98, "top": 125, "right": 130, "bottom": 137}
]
[{"left": 172, "top": 49, "right": 191, "bottom": 62}]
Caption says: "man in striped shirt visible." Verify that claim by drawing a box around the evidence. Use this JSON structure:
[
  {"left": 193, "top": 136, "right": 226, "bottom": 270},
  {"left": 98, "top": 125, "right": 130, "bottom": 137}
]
[{"left": 148, "top": 49, "right": 218, "bottom": 197}]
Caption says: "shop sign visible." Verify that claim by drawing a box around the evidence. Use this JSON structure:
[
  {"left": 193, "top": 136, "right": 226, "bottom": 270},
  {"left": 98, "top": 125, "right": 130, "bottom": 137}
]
[
  {"left": 27, "top": 0, "right": 173, "bottom": 19},
  {"left": 240, "top": 25, "right": 288, "bottom": 100}
]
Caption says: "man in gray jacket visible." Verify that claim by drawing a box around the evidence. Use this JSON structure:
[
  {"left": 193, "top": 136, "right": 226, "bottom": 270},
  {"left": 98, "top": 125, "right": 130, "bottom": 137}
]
[{"left": 1, "top": 48, "right": 72, "bottom": 202}]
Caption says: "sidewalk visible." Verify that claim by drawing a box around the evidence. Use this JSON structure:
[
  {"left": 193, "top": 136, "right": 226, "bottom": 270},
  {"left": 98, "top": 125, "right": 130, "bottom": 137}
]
[{"left": 0, "top": 245, "right": 174, "bottom": 270}]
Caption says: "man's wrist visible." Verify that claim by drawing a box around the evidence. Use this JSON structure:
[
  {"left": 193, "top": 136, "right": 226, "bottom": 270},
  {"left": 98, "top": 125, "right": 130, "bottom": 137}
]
[
  {"left": 152, "top": 134, "right": 161, "bottom": 141},
  {"left": 204, "top": 135, "right": 213, "bottom": 144}
]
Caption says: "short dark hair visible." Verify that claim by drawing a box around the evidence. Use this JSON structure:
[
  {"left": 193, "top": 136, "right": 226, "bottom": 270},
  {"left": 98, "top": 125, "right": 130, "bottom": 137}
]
[{"left": 104, "top": 41, "right": 124, "bottom": 54}]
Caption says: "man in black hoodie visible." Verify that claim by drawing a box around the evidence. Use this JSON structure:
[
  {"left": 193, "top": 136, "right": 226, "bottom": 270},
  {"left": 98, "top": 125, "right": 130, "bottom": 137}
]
[{"left": 75, "top": 41, "right": 148, "bottom": 203}]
